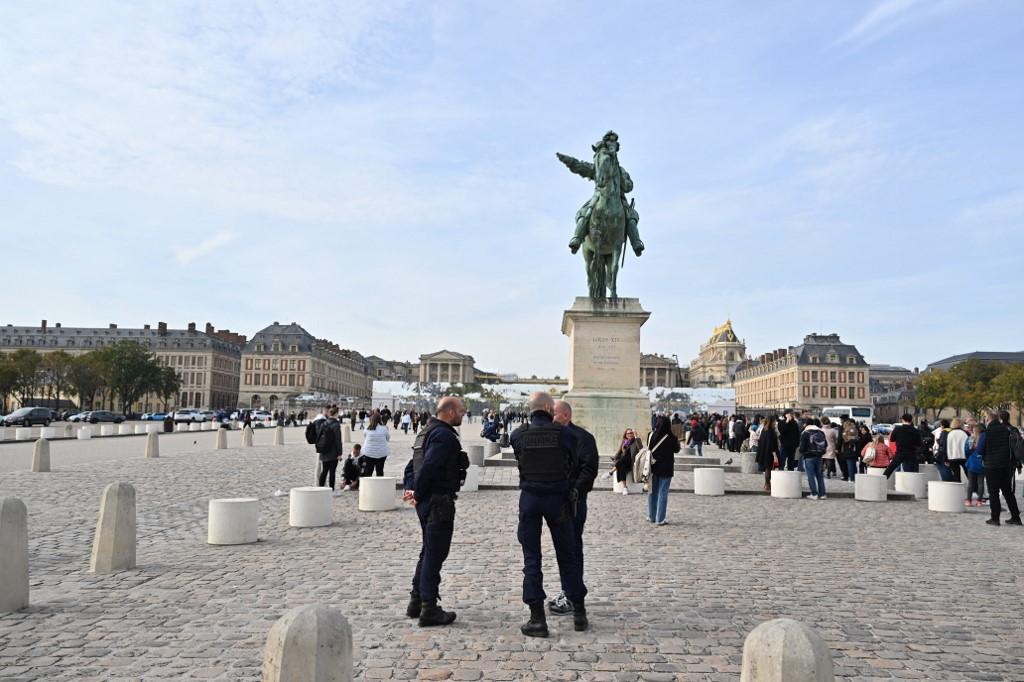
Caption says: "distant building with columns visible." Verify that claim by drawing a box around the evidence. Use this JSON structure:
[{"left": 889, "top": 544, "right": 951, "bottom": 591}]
[
  {"left": 418, "top": 350, "right": 476, "bottom": 384},
  {"left": 640, "top": 353, "right": 688, "bottom": 388}
]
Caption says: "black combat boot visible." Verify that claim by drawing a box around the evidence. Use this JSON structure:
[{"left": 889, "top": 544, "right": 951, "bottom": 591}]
[
  {"left": 520, "top": 601, "right": 548, "bottom": 638},
  {"left": 572, "top": 600, "right": 588, "bottom": 631},
  {"left": 418, "top": 599, "right": 456, "bottom": 627},
  {"left": 405, "top": 591, "right": 421, "bottom": 619}
]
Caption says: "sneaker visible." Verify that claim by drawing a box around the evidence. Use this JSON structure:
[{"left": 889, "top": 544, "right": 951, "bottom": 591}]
[
  {"left": 1007, "top": 518, "right": 1023, "bottom": 526},
  {"left": 986, "top": 519, "right": 1001, "bottom": 526},
  {"left": 806, "top": 494, "right": 818, "bottom": 500},
  {"left": 332, "top": 490, "right": 342, "bottom": 497},
  {"left": 818, "top": 495, "right": 827, "bottom": 500},
  {"left": 548, "top": 593, "right": 573, "bottom": 615},
  {"left": 342, "top": 485, "right": 351, "bottom": 491},
  {"left": 646, "top": 516, "right": 654, "bottom": 523},
  {"left": 621, "top": 488, "right": 629, "bottom": 496},
  {"left": 656, "top": 520, "right": 668, "bottom": 526},
  {"left": 964, "top": 500, "right": 973, "bottom": 507}
]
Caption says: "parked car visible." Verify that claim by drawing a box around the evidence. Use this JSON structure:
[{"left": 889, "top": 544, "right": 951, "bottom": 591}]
[
  {"left": 2, "top": 407, "right": 54, "bottom": 427},
  {"left": 68, "top": 411, "right": 91, "bottom": 422},
  {"left": 251, "top": 410, "right": 273, "bottom": 423},
  {"left": 172, "top": 409, "right": 201, "bottom": 424},
  {"left": 141, "top": 412, "right": 167, "bottom": 421},
  {"left": 197, "top": 410, "right": 216, "bottom": 422},
  {"left": 88, "top": 410, "right": 125, "bottom": 424}
]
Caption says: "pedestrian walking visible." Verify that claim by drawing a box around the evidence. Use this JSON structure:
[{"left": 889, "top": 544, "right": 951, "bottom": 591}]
[{"left": 646, "top": 415, "right": 680, "bottom": 525}]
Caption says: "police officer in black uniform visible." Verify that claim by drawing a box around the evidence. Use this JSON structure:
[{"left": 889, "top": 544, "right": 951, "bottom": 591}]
[
  {"left": 402, "top": 396, "right": 469, "bottom": 627},
  {"left": 547, "top": 399, "right": 598, "bottom": 617},
  {"left": 511, "top": 391, "right": 588, "bottom": 637}
]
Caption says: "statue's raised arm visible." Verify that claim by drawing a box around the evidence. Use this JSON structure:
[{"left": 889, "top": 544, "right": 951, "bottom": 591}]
[{"left": 556, "top": 152, "right": 595, "bottom": 181}]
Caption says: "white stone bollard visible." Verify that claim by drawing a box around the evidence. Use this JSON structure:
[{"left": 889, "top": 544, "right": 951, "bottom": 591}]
[
  {"left": 274, "top": 426, "right": 285, "bottom": 446},
  {"left": 78, "top": 426, "right": 93, "bottom": 440},
  {"left": 145, "top": 423, "right": 159, "bottom": 434},
  {"left": 189, "top": 422, "right": 201, "bottom": 432},
  {"left": 613, "top": 471, "right": 645, "bottom": 494},
  {"left": 865, "top": 466, "right": 896, "bottom": 490},
  {"left": 740, "top": 451, "right": 758, "bottom": 474},
  {"left": 262, "top": 604, "right": 353, "bottom": 682},
  {"left": 241, "top": 426, "right": 254, "bottom": 447},
  {"left": 925, "top": 465, "right": 942, "bottom": 482},
  {"left": 208, "top": 498, "right": 259, "bottom": 544},
  {"left": 0, "top": 427, "right": 7, "bottom": 441},
  {"left": 118, "top": 424, "right": 133, "bottom": 435},
  {"left": 289, "top": 487, "right": 334, "bottom": 528},
  {"left": 484, "top": 441, "right": 500, "bottom": 457},
  {"left": 134, "top": 424, "right": 147, "bottom": 434},
  {"left": 200, "top": 421, "right": 210, "bottom": 431},
  {"left": 741, "top": 618, "right": 834, "bottom": 682},
  {"left": 341, "top": 424, "right": 352, "bottom": 443},
  {"left": 100, "top": 425, "right": 115, "bottom": 436},
  {"left": 39, "top": 426, "right": 56, "bottom": 439},
  {"left": 358, "top": 477, "right": 397, "bottom": 511},
  {"left": 64, "top": 423, "right": 75, "bottom": 438},
  {"left": 854, "top": 474, "right": 887, "bottom": 502},
  {"left": 895, "top": 472, "right": 928, "bottom": 499},
  {"left": 175, "top": 423, "right": 188, "bottom": 433},
  {"left": 31, "top": 439, "right": 50, "bottom": 473},
  {"left": 770, "top": 470, "right": 803, "bottom": 499},
  {"left": 694, "top": 467, "right": 725, "bottom": 496},
  {"left": 15, "top": 427, "right": 32, "bottom": 441},
  {"left": 682, "top": 446, "right": 696, "bottom": 456},
  {"left": 145, "top": 431, "right": 159, "bottom": 459},
  {"left": 90, "top": 482, "right": 136, "bottom": 574},
  {"left": 0, "top": 498, "right": 29, "bottom": 613},
  {"left": 466, "top": 445, "right": 485, "bottom": 467},
  {"left": 928, "top": 481, "right": 965, "bottom": 513},
  {"left": 462, "top": 465, "right": 481, "bottom": 492},
  {"left": 215, "top": 427, "right": 228, "bottom": 450}
]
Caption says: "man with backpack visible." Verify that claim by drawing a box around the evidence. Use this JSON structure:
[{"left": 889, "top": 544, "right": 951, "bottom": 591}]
[
  {"left": 977, "top": 410, "right": 1022, "bottom": 526},
  {"left": 315, "top": 406, "right": 343, "bottom": 491},
  {"left": 883, "top": 414, "right": 923, "bottom": 477},
  {"left": 839, "top": 416, "right": 860, "bottom": 482},
  {"left": 798, "top": 418, "right": 828, "bottom": 500}
]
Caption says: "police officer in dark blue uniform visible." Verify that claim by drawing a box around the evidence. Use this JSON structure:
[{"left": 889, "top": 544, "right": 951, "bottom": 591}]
[
  {"left": 547, "top": 399, "right": 599, "bottom": 617},
  {"left": 402, "top": 396, "right": 469, "bottom": 627},
  {"left": 511, "top": 391, "right": 588, "bottom": 637}
]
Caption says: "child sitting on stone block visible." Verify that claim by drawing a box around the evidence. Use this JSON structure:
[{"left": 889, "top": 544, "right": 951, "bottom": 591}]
[{"left": 342, "top": 444, "right": 362, "bottom": 491}]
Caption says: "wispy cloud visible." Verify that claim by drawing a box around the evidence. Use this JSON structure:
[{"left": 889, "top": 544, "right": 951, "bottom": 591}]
[
  {"left": 835, "top": 0, "right": 973, "bottom": 48},
  {"left": 174, "top": 232, "right": 236, "bottom": 265}
]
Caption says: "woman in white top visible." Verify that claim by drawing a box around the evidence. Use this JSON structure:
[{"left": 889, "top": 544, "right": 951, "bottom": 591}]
[{"left": 361, "top": 412, "right": 391, "bottom": 476}]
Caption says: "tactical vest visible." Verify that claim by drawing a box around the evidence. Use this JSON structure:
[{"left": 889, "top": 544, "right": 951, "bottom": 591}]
[
  {"left": 517, "top": 422, "right": 569, "bottom": 482},
  {"left": 413, "top": 419, "right": 465, "bottom": 493}
]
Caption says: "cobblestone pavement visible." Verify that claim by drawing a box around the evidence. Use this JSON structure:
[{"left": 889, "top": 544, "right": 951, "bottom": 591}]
[{"left": 1, "top": 432, "right": 1023, "bottom": 681}]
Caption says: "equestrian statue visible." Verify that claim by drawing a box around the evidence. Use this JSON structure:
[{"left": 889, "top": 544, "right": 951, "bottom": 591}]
[{"left": 557, "top": 130, "right": 644, "bottom": 301}]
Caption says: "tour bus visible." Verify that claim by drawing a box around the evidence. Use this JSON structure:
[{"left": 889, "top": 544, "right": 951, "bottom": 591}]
[{"left": 821, "top": 405, "right": 873, "bottom": 426}]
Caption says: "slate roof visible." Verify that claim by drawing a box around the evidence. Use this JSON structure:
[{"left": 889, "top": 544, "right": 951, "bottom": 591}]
[
  {"left": 926, "top": 351, "right": 1024, "bottom": 372},
  {"left": 0, "top": 323, "right": 241, "bottom": 355},
  {"left": 245, "top": 322, "right": 315, "bottom": 353}
]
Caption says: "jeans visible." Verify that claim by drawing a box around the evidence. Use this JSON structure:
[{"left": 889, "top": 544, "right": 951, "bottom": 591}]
[
  {"left": 985, "top": 467, "right": 1021, "bottom": 522},
  {"left": 692, "top": 441, "right": 703, "bottom": 457},
  {"left": 411, "top": 495, "right": 455, "bottom": 601},
  {"left": 844, "top": 458, "right": 858, "bottom": 482},
  {"left": 647, "top": 475, "right": 672, "bottom": 523},
  {"left": 518, "top": 490, "right": 585, "bottom": 604},
  {"left": 935, "top": 460, "right": 952, "bottom": 481},
  {"left": 804, "top": 457, "right": 825, "bottom": 497},
  {"left": 317, "top": 459, "right": 338, "bottom": 489}
]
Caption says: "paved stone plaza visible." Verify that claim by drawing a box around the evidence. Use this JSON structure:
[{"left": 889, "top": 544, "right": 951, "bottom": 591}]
[{"left": 1, "top": 427, "right": 1023, "bottom": 680}]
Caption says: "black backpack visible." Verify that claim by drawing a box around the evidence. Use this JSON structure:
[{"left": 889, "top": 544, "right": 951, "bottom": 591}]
[
  {"left": 305, "top": 419, "right": 321, "bottom": 445},
  {"left": 1009, "top": 427, "right": 1024, "bottom": 467},
  {"left": 806, "top": 429, "right": 827, "bottom": 456},
  {"left": 315, "top": 421, "right": 335, "bottom": 454}
]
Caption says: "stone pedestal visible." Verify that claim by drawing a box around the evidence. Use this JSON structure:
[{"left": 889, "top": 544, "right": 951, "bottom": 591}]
[
  {"left": 484, "top": 442, "right": 500, "bottom": 457},
  {"left": 928, "top": 481, "right": 965, "bottom": 513},
  {"left": 39, "top": 426, "right": 56, "bottom": 439},
  {"left": 462, "top": 465, "right": 481, "bottom": 492},
  {"left": 770, "top": 470, "right": 802, "bottom": 499},
  {"left": 78, "top": 426, "right": 92, "bottom": 440},
  {"left": 241, "top": 426, "right": 254, "bottom": 447},
  {"left": 466, "top": 445, "right": 485, "bottom": 467},
  {"left": 134, "top": 424, "right": 147, "bottom": 434},
  {"left": 289, "top": 487, "right": 333, "bottom": 528},
  {"left": 118, "top": 424, "right": 133, "bottom": 435},
  {"left": 741, "top": 618, "right": 834, "bottom": 681},
  {"left": 146, "top": 423, "right": 160, "bottom": 434},
  {"left": 208, "top": 498, "right": 259, "bottom": 544},
  {"left": 613, "top": 472, "right": 645, "bottom": 494},
  {"left": 100, "top": 425, "right": 115, "bottom": 436},
  {"left": 561, "top": 297, "right": 651, "bottom": 455},
  {"left": 90, "top": 482, "right": 136, "bottom": 574},
  {"left": 865, "top": 467, "right": 896, "bottom": 490},
  {"left": 0, "top": 428, "right": 7, "bottom": 441},
  {"left": 188, "top": 422, "right": 201, "bottom": 432},
  {"left": 854, "top": 475, "right": 887, "bottom": 502},
  {"left": 176, "top": 423, "right": 188, "bottom": 432},
  {"left": 358, "top": 478, "right": 397, "bottom": 511},
  {"left": 895, "top": 472, "right": 928, "bottom": 499},
  {"left": 740, "top": 451, "right": 758, "bottom": 474},
  {"left": 64, "top": 424, "right": 75, "bottom": 437},
  {"left": 274, "top": 426, "right": 285, "bottom": 446},
  {"left": 694, "top": 468, "right": 725, "bottom": 496},
  {"left": 31, "top": 439, "right": 50, "bottom": 472},
  {"left": 15, "top": 428, "right": 32, "bottom": 441},
  {"left": 0, "top": 498, "right": 29, "bottom": 613},
  {"left": 262, "top": 605, "right": 353, "bottom": 682},
  {"left": 341, "top": 425, "right": 352, "bottom": 444},
  {"left": 215, "top": 428, "right": 228, "bottom": 450},
  {"left": 145, "top": 431, "right": 159, "bottom": 459}
]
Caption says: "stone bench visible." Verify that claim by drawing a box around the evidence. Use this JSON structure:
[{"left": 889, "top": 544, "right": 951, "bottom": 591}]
[
  {"left": 77, "top": 426, "right": 92, "bottom": 440},
  {"left": 208, "top": 498, "right": 259, "bottom": 544},
  {"left": 100, "top": 425, "right": 115, "bottom": 436},
  {"left": 854, "top": 474, "right": 887, "bottom": 502},
  {"left": 770, "top": 470, "right": 802, "bottom": 499},
  {"left": 865, "top": 467, "right": 896, "bottom": 490},
  {"left": 928, "top": 481, "right": 965, "bottom": 513},
  {"left": 358, "top": 477, "right": 397, "bottom": 511},
  {"left": 175, "top": 424, "right": 188, "bottom": 432},
  {"left": 613, "top": 471, "right": 645, "bottom": 495},
  {"left": 38, "top": 426, "right": 56, "bottom": 439},
  {"left": 894, "top": 472, "right": 928, "bottom": 499},
  {"left": 146, "top": 423, "right": 160, "bottom": 434},
  {"left": 466, "top": 445, "right": 485, "bottom": 467},
  {"left": 118, "top": 424, "right": 133, "bottom": 435},
  {"left": 484, "top": 441, "right": 500, "bottom": 457},
  {"left": 694, "top": 467, "right": 725, "bottom": 496},
  {"left": 14, "top": 428, "right": 32, "bottom": 441},
  {"left": 134, "top": 424, "right": 147, "bottom": 434},
  {"left": 289, "top": 487, "right": 333, "bottom": 528},
  {"left": 188, "top": 422, "right": 201, "bottom": 432}
]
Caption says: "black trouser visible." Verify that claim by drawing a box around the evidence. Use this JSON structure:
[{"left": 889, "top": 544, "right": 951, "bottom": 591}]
[
  {"left": 412, "top": 494, "right": 455, "bottom": 601},
  {"left": 947, "top": 459, "right": 966, "bottom": 483},
  {"left": 518, "top": 489, "right": 585, "bottom": 605},
  {"left": 318, "top": 459, "right": 338, "bottom": 489},
  {"left": 883, "top": 453, "right": 919, "bottom": 477},
  {"left": 985, "top": 467, "right": 1021, "bottom": 522},
  {"left": 363, "top": 457, "right": 386, "bottom": 476},
  {"left": 556, "top": 493, "right": 589, "bottom": 593}
]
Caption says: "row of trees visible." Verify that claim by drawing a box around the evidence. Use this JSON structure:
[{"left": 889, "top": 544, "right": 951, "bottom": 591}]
[
  {"left": 0, "top": 342, "right": 181, "bottom": 415},
  {"left": 915, "top": 359, "right": 1024, "bottom": 419}
]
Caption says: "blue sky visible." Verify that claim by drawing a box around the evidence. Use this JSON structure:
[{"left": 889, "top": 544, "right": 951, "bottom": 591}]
[{"left": 1, "top": 1, "right": 1022, "bottom": 377}]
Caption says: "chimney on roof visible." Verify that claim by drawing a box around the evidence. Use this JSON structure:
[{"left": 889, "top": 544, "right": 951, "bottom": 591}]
[
  {"left": 187, "top": 322, "right": 196, "bottom": 333},
  {"left": 205, "top": 323, "right": 214, "bottom": 335},
  {"left": 144, "top": 324, "right": 150, "bottom": 330},
  {"left": 55, "top": 323, "right": 61, "bottom": 329},
  {"left": 41, "top": 319, "right": 47, "bottom": 334},
  {"left": 158, "top": 321, "right": 167, "bottom": 336},
  {"left": 109, "top": 323, "right": 117, "bottom": 329},
  {"left": 273, "top": 321, "right": 279, "bottom": 326}
]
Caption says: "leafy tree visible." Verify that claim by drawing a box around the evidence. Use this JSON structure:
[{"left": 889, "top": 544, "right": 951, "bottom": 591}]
[
  {"left": 96, "top": 341, "right": 163, "bottom": 414},
  {"left": 0, "top": 357, "right": 18, "bottom": 413},
  {"left": 991, "top": 364, "right": 1024, "bottom": 423},
  {"left": 949, "top": 360, "right": 1003, "bottom": 417},
  {"left": 10, "top": 349, "right": 42, "bottom": 406},
  {"left": 157, "top": 365, "right": 181, "bottom": 412},
  {"left": 914, "top": 370, "right": 954, "bottom": 415},
  {"left": 68, "top": 353, "right": 106, "bottom": 411},
  {"left": 41, "top": 351, "right": 74, "bottom": 410}
]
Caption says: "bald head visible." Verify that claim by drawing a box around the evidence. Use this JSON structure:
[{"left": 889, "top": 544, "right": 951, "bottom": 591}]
[
  {"left": 436, "top": 396, "right": 465, "bottom": 426},
  {"left": 528, "top": 391, "right": 554, "bottom": 415},
  {"left": 553, "top": 400, "right": 572, "bottom": 426}
]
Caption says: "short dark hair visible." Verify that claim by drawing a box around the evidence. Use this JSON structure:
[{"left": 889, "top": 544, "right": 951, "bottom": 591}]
[
  {"left": 999, "top": 410, "right": 1011, "bottom": 422},
  {"left": 940, "top": 419, "right": 950, "bottom": 428},
  {"left": 902, "top": 414, "right": 914, "bottom": 423}
]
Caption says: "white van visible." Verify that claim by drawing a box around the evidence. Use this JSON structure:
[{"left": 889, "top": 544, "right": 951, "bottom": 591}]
[{"left": 821, "top": 405, "right": 873, "bottom": 426}]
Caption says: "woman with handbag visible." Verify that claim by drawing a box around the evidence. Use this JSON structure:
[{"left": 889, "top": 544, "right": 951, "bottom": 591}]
[
  {"left": 611, "top": 428, "right": 641, "bottom": 494},
  {"left": 646, "top": 416, "right": 680, "bottom": 525},
  {"left": 756, "top": 415, "right": 780, "bottom": 493},
  {"left": 965, "top": 423, "right": 987, "bottom": 507},
  {"left": 861, "top": 435, "right": 891, "bottom": 473}
]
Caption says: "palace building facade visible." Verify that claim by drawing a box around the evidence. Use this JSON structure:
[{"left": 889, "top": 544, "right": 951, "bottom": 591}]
[{"left": 688, "top": 320, "right": 747, "bottom": 388}]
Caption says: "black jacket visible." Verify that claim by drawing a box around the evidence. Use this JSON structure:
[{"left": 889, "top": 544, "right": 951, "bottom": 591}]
[
  {"left": 981, "top": 421, "right": 1013, "bottom": 469},
  {"left": 648, "top": 430, "right": 681, "bottom": 478},
  {"left": 890, "top": 423, "right": 923, "bottom": 460},
  {"left": 779, "top": 419, "right": 801, "bottom": 451},
  {"left": 510, "top": 411, "right": 577, "bottom": 494},
  {"left": 566, "top": 422, "right": 599, "bottom": 495},
  {"left": 757, "top": 427, "right": 779, "bottom": 470},
  {"left": 318, "top": 418, "right": 343, "bottom": 462}
]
